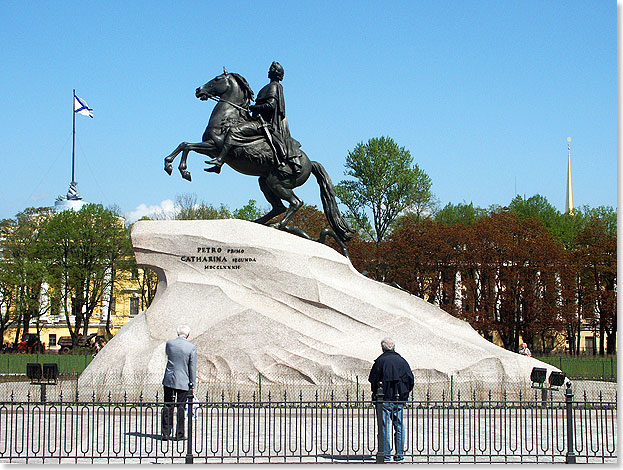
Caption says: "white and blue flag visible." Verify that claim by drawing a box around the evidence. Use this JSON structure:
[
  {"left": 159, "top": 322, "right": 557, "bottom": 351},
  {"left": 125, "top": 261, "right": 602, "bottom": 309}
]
[{"left": 74, "top": 94, "right": 94, "bottom": 118}]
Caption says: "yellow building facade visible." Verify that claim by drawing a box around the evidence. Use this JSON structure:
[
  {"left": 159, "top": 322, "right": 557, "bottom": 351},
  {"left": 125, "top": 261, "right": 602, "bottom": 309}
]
[{"left": 3, "top": 268, "right": 150, "bottom": 353}]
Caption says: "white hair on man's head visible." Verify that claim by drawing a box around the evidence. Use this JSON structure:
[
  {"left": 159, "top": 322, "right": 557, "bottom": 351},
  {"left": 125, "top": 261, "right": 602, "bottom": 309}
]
[
  {"left": 381, "top": 337, "right": 395, "bottom": 351},
  {"left": 177, "top": 324, "right": 191, "bottom": 338}
]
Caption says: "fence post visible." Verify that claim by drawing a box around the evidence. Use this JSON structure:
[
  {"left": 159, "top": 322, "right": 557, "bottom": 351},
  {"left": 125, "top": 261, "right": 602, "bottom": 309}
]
[
  {"left": 185, "top": 391, "right": 194, "bottom": 464},
  {"left": 375, "top": 382, "right": 385, "bottom": 464},
  {"left": 565, "top": 382, "right": 576, "bottom": 464}
]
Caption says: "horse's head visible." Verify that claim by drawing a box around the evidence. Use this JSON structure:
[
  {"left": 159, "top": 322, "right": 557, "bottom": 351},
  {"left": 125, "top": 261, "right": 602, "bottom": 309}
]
[
  {"left": 196, "top": 73, "right": 230, "bottom": 101},
  {"left": 195, "top": 71, "right": 254, "bottom": 107}
]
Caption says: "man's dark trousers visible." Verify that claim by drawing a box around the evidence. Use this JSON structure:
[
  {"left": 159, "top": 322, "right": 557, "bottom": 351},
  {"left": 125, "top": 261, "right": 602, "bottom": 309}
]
[{"left": 162, "top": 386, "right": 190, "bottom": 439}]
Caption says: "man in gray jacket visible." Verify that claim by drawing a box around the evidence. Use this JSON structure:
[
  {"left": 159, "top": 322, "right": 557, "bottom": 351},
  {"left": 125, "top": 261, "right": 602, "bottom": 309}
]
[{"left": 161, "top": 324, "right": 197, "bottom": 441}]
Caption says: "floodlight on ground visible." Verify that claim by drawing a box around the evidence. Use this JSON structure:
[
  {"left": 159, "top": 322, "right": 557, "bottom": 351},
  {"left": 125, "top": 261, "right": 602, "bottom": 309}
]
[
  {"left": 530, "top": 367, "right": 547, "bottom": 385},
  {"left": 42, "top": 363, "right": 59, "bottom": 383},
  {"left": 549, "top": 371, "right": 566, "bottom": 387},
  {"left": 26, "top": 363, "right": 42, "bottom": 381}
]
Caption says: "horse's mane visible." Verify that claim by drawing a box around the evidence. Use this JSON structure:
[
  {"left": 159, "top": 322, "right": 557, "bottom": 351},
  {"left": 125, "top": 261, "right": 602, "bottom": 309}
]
[{"left": 230, "top": 73, "right": 255, "bottom": 107}]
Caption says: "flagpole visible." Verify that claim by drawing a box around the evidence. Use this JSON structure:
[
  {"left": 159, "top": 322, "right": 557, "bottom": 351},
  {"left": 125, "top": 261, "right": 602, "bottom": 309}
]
[{"left": 72, "top": 89, "right": 76, "bottom": 184}]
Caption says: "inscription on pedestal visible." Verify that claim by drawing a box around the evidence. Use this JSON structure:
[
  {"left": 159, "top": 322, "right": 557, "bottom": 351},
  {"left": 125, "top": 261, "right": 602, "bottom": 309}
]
[{"left": 180, "top": 246, "right": 257, "bottom": 270}]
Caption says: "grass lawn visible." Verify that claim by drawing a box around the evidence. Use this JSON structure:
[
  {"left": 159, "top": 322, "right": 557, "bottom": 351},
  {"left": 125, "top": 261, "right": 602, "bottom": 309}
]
[
  {"left": 0, "top": 353, "right": 616, "bottom": 382},
  {"left": 0, "top": 353, "right": 93, "bottom": 376},
  {"left": 535, "top": 355, "right": 617, "bottom": 381}
]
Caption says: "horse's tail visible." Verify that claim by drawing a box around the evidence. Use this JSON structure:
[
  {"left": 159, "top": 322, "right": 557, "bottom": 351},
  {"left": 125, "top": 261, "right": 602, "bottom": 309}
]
[{"left": 311, "top": 161, "right": 356, "bottom": 243}]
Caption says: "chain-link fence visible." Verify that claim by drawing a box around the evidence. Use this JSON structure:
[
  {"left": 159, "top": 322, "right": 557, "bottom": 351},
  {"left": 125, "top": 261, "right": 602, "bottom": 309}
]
[{"left": 0, "top": 373, "right": 615, "bottom": 404}]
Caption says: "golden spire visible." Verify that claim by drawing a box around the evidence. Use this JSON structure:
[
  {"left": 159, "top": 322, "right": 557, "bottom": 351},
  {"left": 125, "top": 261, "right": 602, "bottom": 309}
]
[{"left": 565, "top": 137, "right": 574, "bottom": 214}]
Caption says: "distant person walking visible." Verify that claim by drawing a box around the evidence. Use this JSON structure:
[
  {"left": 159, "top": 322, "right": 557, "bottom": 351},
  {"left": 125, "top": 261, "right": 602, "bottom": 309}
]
[
  {"left": 161, "top": 324, "right": 197, "bottom": 441},
  {"left": 368, "top": 337, "right": 414, "bottom": 462},
  {"left": 518, "top": 343, "right": 532, "bottom": 357}
]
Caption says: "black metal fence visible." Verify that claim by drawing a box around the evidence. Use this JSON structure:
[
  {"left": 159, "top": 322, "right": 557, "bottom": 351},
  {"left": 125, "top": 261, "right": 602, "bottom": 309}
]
[{"left": 0, "top": 384, "right": 615, "bottom": 464}]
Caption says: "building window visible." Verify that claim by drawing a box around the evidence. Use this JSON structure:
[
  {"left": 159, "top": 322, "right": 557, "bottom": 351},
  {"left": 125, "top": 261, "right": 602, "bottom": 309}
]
[
  {"left": 49, "top": 334, "right": 57, "bottom": 347},
  {"left": 585, "top": 336, "right": 595, "bottom": 354},
  {"left": 130, "top": 298, "right": 139, "bottom": 316}
]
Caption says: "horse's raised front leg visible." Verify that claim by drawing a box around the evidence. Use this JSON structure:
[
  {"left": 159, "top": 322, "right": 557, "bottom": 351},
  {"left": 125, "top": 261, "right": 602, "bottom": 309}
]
[
  {"left": 164, "top": 142, "right": 187, "bottom": 175},
  {"left": 174, "top": 141, "right": 217, "bottom": 182}
]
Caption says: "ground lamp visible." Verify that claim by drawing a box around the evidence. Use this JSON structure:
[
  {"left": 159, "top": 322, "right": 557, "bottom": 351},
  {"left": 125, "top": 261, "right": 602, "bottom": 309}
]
[
  {"left": 26, "top": 363, "right": 43, "bottom": 382},
  {"left": 530, "top": 367, "right": 547, "bottom": 385},
  {"left": 531, "top": 367, "right": 567, "bottom": 406},
  {"left": 26, "top": 362, "right": 59, "bottom": 402},
  {"left": 548, "top": 371, "right": 566, "bottom": 388}
]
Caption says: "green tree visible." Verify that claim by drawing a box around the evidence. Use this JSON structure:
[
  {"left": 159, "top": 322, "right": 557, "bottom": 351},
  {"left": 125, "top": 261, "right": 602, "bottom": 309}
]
[
  {"left": 40, "top": 204, "right": 133, "bottom": 345},
  {"left": 508, "top": 194, "right": 559, "bottom": 225},
  {"left": 0, "top": 256, "right": 18, "bottom": 347},
  {"left": 435, "top": 201, "right": 487, "bottom": 226},
  {"left": 233, "top": 199, "right": 265, "bottom": 221},
  {"left": 335, "top": 136, "right": 433, "bottom": 244},
  {"left": 0, "top": 208, "right": 55, "bottom": 346}
]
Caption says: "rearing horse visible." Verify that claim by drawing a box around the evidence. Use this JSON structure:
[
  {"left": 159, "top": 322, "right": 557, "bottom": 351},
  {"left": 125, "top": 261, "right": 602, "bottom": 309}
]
[{"left": 163, "top": 70, "right": 355, "bottom": 255}]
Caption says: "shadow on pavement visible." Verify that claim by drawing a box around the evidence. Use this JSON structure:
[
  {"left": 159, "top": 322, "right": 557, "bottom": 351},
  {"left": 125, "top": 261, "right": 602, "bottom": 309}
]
[
  {"left": 126, "top": 432, "right": 167, "bottom": 440},
  {"left": 318, "top": 453, "right": 375, "bottom": 461}
]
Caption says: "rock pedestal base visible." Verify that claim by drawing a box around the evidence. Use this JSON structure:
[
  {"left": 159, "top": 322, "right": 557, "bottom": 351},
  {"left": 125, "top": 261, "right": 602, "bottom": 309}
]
[{"left": 80, "top": 220, "right": 559, "bottom": 397}]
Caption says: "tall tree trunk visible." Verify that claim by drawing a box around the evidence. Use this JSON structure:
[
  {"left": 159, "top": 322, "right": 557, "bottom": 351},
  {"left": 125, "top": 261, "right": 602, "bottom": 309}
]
[{"left": 106, "top": 267, "right": 115, "bottom": 338}]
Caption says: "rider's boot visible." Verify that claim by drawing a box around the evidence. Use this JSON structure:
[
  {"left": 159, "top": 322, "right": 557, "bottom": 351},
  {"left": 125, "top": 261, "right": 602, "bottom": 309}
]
[{"left": 205, "top": 143, "right": 231, "bottom": 174}]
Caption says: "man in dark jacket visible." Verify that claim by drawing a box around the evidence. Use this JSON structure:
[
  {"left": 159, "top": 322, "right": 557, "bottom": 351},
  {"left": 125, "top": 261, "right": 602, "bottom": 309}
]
[{"left": 368, "top": 337, "right": 414, "bottom": 462}]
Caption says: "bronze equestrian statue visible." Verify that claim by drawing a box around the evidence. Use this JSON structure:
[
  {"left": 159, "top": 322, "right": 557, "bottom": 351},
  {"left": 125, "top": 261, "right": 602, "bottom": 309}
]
[{"left": 163, "top": 63, "right": 355, "bottom": 256}]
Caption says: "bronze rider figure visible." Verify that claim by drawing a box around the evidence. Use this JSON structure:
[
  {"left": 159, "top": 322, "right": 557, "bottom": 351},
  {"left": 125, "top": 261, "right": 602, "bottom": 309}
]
[{"left": 206, "top": 61, "right": 302, "bottom": 175}]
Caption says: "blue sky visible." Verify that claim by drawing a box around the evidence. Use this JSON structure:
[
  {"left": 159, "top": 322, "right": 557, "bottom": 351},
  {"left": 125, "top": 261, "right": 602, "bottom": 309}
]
[{"left": 0, "top": 1, "right": 616, "bottom": 222}]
